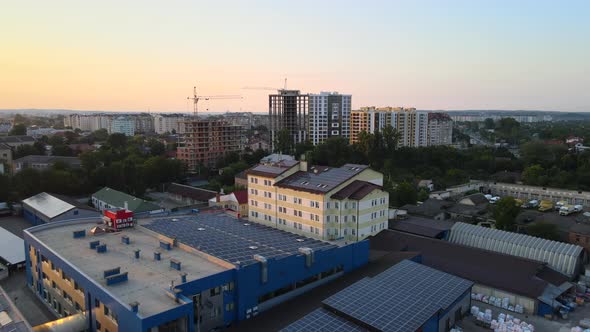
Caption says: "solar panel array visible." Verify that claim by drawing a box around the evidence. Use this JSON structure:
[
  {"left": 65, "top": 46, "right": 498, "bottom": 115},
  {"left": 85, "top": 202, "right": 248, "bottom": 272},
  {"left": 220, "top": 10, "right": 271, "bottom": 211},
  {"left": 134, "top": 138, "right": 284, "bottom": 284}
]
[
  {"left": 323, "top": 260, "right": 473, "bottom": 332},
  {"left": 143, "top": 214, "right": 338, "bottom": 266},
  {"left": 281, "top": 260, "right": 473, "bottom": 332},
  {"left": 277, "top": 164, "right": 368, "bottom": 193},
  {"left": 281, "top": 308, "right": 367, "bottom": 332}
]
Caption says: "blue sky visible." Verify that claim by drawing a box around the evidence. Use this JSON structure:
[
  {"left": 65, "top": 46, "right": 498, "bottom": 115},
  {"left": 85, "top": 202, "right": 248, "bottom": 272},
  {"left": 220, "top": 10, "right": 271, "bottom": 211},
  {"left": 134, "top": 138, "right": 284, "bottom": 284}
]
[{"left": 1, "top": 0, "right": 588, "bottom": 112}]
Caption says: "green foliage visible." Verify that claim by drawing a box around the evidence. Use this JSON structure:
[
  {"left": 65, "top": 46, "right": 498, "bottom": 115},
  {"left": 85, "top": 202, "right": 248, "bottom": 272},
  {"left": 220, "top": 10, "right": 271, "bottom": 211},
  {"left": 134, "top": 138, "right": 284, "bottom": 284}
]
[
  {"left": 526, "top": 222, "right": 560, "bottom": 241},
  {"left": 274, "top": 128, "right": 292, "bottom": 154},
  {"left": 9, "top": 123, "right": 26, "bottom": 136},
  {"left": 493, "top": 197, "right": 520, "bottom": 231},
  {"left": 390, "top": 182, "right": 417, "bottom": 207},
  {"left": 484, "top": 118, "right": 495, "bottom": 129},
  {"left": 13, "top": 143, "right": 45, "bottom": 158},
  {"left": 417, "top": 188, "right": 430, "bottom": 202},
  {"left": 147, "top": 139, "right": 166, "bottom": 156}
]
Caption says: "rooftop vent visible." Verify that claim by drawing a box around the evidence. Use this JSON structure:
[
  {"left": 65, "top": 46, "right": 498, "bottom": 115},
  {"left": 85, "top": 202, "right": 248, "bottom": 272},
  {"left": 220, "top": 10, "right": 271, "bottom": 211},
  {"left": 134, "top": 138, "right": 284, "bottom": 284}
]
[
  {"left": 134, "top": 249, "right": 141, "bottom": 259},
  {"left": 106, "top": 272, "right": 128, "bottom": 285},
  {"left": 296, "top": 239, "right": 305, "bottom": 242},
  {"left": 103, "top": 267, "right": 121, "bottom": 279},
  {"left": 129, "top": 301, "right": 139, "bottom": 313},
  {"left": 243, "top": 223, "right": 250, "bottom": 226},
  {"left": 73, "top": 230, "right": 86, "bottom": 238},
  {"left": 122, "top": 236, "right": 130, "bottom": 245},
  {"left": 154, "top": 251, "right": 161, "bottom": 261},
  {"left": 96, "top": 244, "right": 107, "bottom": 253},
  {"left": 170, "top": 259, "right": 181, "bottom": 271},
  {"left": 180, "top": 272, "right": 187, "bottom": 283},
  {"left": 89, "top": 240, "right": 100, "bottom": 249},
  {"left": 160, "top": 241, "right": 172, "bottom": 250},
  {"left": 249, "top": 246, "right": 258, "bottom": 250}
]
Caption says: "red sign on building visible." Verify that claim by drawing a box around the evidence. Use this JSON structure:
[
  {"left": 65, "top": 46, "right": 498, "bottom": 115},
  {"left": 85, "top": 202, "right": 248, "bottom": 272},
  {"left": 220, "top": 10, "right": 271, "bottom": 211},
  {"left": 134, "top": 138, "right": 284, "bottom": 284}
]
[{"left": 103, "top": 210, "right": 134, "bottom": 230}]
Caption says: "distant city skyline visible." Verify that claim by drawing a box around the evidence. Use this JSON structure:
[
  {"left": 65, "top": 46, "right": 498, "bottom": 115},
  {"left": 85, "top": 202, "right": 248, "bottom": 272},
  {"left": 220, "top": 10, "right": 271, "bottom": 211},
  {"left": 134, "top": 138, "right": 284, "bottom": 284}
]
[{"left": 1, "top": 1, "right": 589, "bottom": 113}]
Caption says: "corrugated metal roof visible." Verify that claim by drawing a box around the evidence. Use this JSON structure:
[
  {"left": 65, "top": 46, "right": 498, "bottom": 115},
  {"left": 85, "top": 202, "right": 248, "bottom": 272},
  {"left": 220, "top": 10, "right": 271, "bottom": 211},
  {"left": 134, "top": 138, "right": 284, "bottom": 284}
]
[
  {"left": 448, "top": 222, "right": 583, "bottom": 276},
  {"left": 0, "top": 227, "right": 25, "bottom": 265},
  {"left": 22, "top": 192, "right": 75, "bottom": 219}
]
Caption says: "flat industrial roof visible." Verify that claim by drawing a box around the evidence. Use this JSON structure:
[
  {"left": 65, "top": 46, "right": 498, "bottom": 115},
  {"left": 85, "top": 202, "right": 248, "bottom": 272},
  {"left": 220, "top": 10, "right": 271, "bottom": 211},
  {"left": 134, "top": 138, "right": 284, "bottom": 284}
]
[
  {"left": 22, "top": 193, "right": 75, "bottom": 219},
  {"left": 31, "top": 220, "right": 229, "bottom": 317},
  {"left": 0, "top": 227, "right": 25, "bottom": 265},
  {"left": 282, "top": 260, "right": 473, "bottom": 332},
  {"left": 143, "top": 213, "right": 339, "bottom": 266}
]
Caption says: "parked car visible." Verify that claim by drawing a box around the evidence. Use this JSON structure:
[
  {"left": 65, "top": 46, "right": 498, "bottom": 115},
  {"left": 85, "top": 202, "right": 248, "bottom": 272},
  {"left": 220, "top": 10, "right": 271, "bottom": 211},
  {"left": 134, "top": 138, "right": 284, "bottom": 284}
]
[{"left": 560, "top": 205, "right": 576, "bottom": 216}]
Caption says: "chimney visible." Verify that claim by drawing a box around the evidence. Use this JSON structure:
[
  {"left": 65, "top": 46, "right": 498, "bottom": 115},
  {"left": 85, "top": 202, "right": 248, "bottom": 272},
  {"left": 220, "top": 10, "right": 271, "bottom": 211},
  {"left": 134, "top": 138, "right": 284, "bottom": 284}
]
[
  {"left": 299, "top": 160, "right": 308, "bottom": 172},
  {"left": 124, "top": 201, "right": 129, "bottom": 210},
  {"left": 129, "top": 301, "right": 139, "bottom": 313}
]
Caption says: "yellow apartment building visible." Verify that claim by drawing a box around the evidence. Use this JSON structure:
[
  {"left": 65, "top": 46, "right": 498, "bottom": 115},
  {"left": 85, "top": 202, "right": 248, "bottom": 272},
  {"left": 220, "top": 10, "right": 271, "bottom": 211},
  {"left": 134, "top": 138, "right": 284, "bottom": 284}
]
[{"left": 247, "top": 160, "right": 389, "bottom": 242}]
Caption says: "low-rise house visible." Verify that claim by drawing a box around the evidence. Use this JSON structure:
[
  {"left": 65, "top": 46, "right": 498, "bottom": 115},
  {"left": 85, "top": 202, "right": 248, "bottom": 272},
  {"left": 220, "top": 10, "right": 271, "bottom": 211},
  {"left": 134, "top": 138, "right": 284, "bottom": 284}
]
[
  {"left": 167, "top": 183, "right": 217, "bottom": 206},
  {"left": 429, "top": 190, "right": 451, "bottom": 200},
  {"left": 12, "top": 155, "right": 81, "bottom": 173},
  {"left": 209, "top": 190, "right": 248, "bottom": 217},
  {"left": 417, "top": 179, "right": 434, "bottom": 191},
  {"left": 0, "top": 135, "right": 35, "bottom": 148},
  {"left": 400, "top": 199, "right": 453, "bottom": 220},
  {"left": 92, "top": 187, "right": 162, "bottom": 214}
]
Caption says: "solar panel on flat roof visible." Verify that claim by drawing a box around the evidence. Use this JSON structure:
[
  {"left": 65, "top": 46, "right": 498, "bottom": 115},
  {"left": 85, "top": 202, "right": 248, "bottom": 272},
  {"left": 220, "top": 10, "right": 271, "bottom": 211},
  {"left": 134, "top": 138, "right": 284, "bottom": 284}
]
[
  {"left": 143, "top": 213, "right": 337, "bottom": 266},
  {"left": 321, "top": 260, "right": 472, "bottom": 332},
  {"left": 281, "top": 308, "right": 367, "bottom": 332}
]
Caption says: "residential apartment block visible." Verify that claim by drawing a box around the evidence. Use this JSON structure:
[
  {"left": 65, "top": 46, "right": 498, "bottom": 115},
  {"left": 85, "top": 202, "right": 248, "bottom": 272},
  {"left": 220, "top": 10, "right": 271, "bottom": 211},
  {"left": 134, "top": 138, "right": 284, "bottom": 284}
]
[
  {"left": 152, "top": 114, "right": 185, "bottom": 134},
  {"left": 177, "top": 119, "right": 242, "bottom": 171},
  {"left": 427, "top": 112, "right": 453, "bottom": 146},
  {"left": 246, "top": 159, "right": 389, "bottom": 242},
  {"left": 65, "top": 114, "right": 112, "bottom": 132},
  {"left": 269, "top": 90, "right": 308, "bottom": 150},
  {"left": 110, "top": 116, "right": 135, "bottom": 136},
  {"left": 308, "top": 92, "right": 351, "bottom": 145},
  {"left": 350, "top": 107, "right": 450, "bottom": 148}
]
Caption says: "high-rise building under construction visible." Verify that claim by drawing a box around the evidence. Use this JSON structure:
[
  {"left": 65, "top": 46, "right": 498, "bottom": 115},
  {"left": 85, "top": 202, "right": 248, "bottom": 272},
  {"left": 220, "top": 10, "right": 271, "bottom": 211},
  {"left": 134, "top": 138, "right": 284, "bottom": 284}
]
[
  {"left": 269, "top": 90, "right": 308, "bottom": 151},
  {"left": 177, "top": 119, "right": 242, "bottom": 171}
]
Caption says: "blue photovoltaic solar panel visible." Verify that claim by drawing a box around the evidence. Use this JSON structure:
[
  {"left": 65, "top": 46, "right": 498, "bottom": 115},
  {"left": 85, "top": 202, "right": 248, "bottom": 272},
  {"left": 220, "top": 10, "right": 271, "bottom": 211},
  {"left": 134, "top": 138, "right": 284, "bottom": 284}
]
[
  {"left": 321, "top": 260, "right": 473, "bottom": 332},
  {"left": 143, "top": 214, "right": 338, "bottom": 266},
  {"left": 280, "top": 308, "right": 367, "bottom": 332}
]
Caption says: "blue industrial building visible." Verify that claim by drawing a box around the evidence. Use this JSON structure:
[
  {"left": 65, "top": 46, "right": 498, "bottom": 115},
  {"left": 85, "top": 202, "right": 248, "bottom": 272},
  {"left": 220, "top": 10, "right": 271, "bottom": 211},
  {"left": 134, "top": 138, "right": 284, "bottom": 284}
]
[
  {"left": 24, "top": 212, "right": 369, "bottom": 332},
  {"left": 282, "top": 260, "right": 474, "bottom": 332}
]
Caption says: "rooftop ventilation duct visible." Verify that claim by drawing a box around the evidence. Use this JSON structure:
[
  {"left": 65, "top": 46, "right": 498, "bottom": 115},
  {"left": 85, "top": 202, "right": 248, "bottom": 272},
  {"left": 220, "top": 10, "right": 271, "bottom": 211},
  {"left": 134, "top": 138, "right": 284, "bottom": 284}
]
[
  {"left": 253, "top": 254, "right": 268, "bottom": 284},
  {"left": 298, "top": 247, "right": 314, "bottom": 268}
]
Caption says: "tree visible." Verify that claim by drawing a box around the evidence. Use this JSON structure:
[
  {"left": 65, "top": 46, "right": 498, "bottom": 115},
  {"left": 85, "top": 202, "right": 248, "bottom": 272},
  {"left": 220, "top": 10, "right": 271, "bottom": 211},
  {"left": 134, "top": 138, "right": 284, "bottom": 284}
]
[
  {"left": 526, "top": 222, "right": 560, "bottom": 241},
  {"left": 52, "top": 145, "right": 74, "bottom": 157},
  {"left": 522, "top": 164, "right": 545, "bottom": 185},
  {"left": 484, "top": 118, "right": 495, "bottom": 130},
  {"left": 381, "top": 125, "right": 401, "bottom": 154},
  {"left": 390, "top": 182, "right": 417, "bottom": 207},
  {"left": 417, "top": 188, "right": 430, "bottom": 202},
  {"left": 13, "top": 143, "right": 45, "bottom": 159},
  {"left": 9, "top": 124, "right": 26, "bottom": 136},
  {"left": 92, "top": 129, "right": 109, "bottom": 142},
  {"left": 147, "top": 139, "right": 166, "bottom": 156},
  {"left": 107, "top": 133, "right": 128, "bottom": 150},
  {"left": 274, "top": 128, "right": 292, "bottom": 154},
  {"left": 493, "top": 197, "right": 520, "bottom": 231}
]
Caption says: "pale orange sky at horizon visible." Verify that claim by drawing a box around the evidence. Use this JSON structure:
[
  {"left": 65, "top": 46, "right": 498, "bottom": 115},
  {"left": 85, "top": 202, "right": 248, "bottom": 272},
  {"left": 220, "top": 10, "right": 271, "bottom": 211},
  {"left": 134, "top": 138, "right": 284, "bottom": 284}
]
[{"left": 1, "top": 1, "right": 588, "bottom": 113}]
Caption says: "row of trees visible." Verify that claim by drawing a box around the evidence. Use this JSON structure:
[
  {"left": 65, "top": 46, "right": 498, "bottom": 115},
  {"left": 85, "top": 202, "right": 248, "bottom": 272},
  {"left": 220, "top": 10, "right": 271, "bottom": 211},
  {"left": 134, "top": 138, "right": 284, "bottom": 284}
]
[{"left": 1, "top": 133, "right": 184, "bottom": 202}]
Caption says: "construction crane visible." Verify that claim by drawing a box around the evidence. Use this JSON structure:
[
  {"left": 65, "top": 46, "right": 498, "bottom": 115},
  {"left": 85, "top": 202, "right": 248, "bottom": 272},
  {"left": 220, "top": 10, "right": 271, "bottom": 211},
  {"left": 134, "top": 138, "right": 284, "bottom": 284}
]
[
  {"left": 242, "top": 78, "right": 288, "bottom": 91},
  {"left": 187, "top": 86, "right": 242, "bottom": 118}
]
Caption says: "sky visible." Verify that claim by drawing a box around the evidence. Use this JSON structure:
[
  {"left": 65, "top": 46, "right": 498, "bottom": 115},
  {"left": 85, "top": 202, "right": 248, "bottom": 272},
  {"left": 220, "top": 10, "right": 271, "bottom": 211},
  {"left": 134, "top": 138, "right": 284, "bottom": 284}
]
[{"left": 1, "top": 0, "right": 589, "bottom": 113}]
